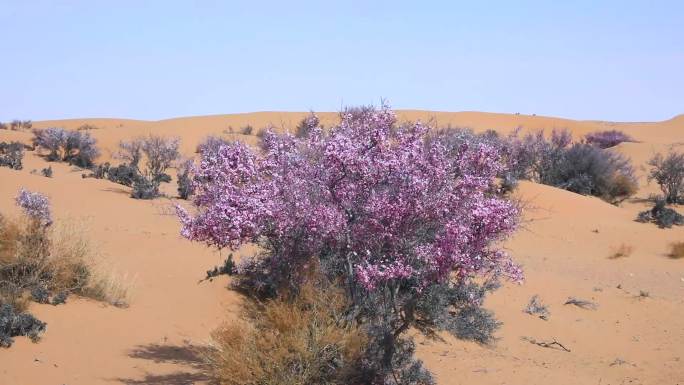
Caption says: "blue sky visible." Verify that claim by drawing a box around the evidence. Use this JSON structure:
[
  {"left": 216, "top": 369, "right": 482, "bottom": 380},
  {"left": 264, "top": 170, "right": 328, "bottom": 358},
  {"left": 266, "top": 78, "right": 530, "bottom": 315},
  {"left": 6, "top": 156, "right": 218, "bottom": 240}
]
[{"left": 1, "top": 1, "right": 682, "bottom": 121}]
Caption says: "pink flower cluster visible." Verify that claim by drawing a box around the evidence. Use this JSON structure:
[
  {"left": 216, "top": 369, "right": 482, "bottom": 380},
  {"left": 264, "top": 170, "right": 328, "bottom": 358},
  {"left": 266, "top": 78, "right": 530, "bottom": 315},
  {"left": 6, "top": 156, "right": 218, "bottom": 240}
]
[
  {"left": 178, "top": 105, "right": 522, "bottom": 291},
  {"left": 15, "top": 188, "right": 52, "bottom": 226}
]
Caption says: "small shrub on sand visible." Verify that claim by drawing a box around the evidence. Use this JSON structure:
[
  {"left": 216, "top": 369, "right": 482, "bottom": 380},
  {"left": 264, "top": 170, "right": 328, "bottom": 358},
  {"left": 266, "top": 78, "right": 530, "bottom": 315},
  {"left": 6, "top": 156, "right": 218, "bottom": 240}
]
[
  {"left": 0, "top": 141, "right": 24, "bottom": 170},
  {"left": 609, "top": 243, "right": 633, "bottom": 259},
  {"left": 636, "top": 198, "right": 684, "bottom": 228},
  {"left": 648, "top": 151, "right": 684, "bottom": 204},
  {"left": 177, "top": 158, "right": 194, "bottom": 200},
  {"left": 584, "top": 130, "right": 634, "bottom": 149},
  {"left": 668, "top": 242, "right": 684, "bottom": 259},
  {"left": 240, "top": 125, "right": 253, "bottom": 135},
  {"left": 32, "top": 128, "right": 100, "bottom": 167},
  {"left": 524, "top": 295, "right": 549, "bottom": 320},
  {"left": 117, "top": 135, "right": 180, "bottom": 199}
]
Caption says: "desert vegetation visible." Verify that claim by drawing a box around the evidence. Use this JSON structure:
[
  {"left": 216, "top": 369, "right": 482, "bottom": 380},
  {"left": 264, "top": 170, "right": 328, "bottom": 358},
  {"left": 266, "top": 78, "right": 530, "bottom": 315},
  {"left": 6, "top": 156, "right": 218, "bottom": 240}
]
[
  {"left": 177, "top": 106, "right": 522, "bottom": 384},
  {"left": 647, "top": 151, "right": 684, "bottom": 204},
  {"left": 0, "top": 141, "right": 24, "bottom": 170},
  {"left": 0, "top": 189, "right": 127, "bottom": 348},
  {"left": 584, "top": 130, "right": 635, "bottom": 149},
  {"left": 32, "top": 127, "right": 100, "bottom": 167}
]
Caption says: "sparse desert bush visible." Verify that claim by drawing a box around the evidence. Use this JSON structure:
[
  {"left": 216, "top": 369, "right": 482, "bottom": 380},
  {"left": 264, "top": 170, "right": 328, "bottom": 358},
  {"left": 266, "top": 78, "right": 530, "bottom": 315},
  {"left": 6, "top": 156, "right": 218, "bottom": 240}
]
[
  {"left": 504, "top": 129, "right": 637, "bottom": 203},
  {"left": 106, "top": 163, "right": 140, "bottom": 186},
  {"left": 32, "top": 127, "right": 100, "bottom": 167},
  {"left": 0, "top": 303, "right": 46, "bottom": 348},
  {"left": 294, "top": 112, "right": 320, "bottom": 138},
  {"left": 636, "top": 198, "right": 684, "bottom": 228},
  {"left": 668, "top": 242, "right": 684, "bottom": 259},
  {"left": 117, "top": 135, "right": 180, "bottom": 199},
  {"left": 648, "top": 151, "right": 684, "bottom": 204},
  {"left": 0, "top": 141, "right": 24, "bottom": 170},
  {"left": 41, "top": 166, "right": 53, "bottom": 178},
  {"left": 178, "top": 105, "right": 521, "bottom": 383},
  {"left": 177, "top": 158, "right": 194, "bottom": 199},
  {"left": 76, "top": 124, "right": 98, "bottom": 131},
  {"left": 240, "top": 125, "right": 253, "bottom": 135},
  {"left": 524, "top": 295, "right": 549, "bottom": 320},
  {"left": 0, "top": 122, "right": 7, "bottom": 130},
  {"left": 609, "top": 243, "right": 633, "bottom": 259},
  {"left": 10, "top": 120, "right": 21, "bottom": 130},
  {"left": 585, "top": 130, "right": 634, "bottom": 149},
  {"left": 196, "top": 135, "right": 231, "bottom": 155}
]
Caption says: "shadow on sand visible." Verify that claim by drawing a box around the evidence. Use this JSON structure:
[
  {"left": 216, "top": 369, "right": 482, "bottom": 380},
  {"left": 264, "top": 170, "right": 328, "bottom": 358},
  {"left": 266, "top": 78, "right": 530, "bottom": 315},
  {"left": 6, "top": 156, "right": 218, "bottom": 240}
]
[{"left": 113, "top": 343, "right": 213, "bottom": 385}]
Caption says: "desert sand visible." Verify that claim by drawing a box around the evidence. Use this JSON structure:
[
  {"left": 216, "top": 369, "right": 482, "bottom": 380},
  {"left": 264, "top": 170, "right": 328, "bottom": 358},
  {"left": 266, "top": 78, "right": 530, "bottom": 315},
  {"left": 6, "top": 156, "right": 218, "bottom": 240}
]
[{"left": 1, "top": 111, "right": 683, "bottom": 384}]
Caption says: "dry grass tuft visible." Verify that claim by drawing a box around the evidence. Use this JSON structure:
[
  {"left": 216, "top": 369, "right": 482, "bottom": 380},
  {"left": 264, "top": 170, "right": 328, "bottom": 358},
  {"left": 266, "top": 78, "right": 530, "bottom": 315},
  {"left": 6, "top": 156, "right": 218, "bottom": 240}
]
[
  {"left": 668, "top": 242, "right": 684, "bottom": 259},
  {"left": 0, "top": 215, "right": 132, "bottom": 309},
  {"left": 207, "top": 281, "right": 367, "bottom": 385},
  {"left": 608, "top": 243, "right": 633, "bottom": 259}
]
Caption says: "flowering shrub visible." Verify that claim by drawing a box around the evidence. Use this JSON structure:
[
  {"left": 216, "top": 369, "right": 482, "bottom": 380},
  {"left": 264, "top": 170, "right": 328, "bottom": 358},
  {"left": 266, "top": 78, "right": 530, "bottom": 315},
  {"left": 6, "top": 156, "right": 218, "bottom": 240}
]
[
  {"left": 178, "top": 105, "right": 521, "bottom": 383},
  {"left": 16, "top": 188, "right": 52, "bottom": 226},
  {"left": 585, "top": 130, "right": 634, "bottom": 149}
]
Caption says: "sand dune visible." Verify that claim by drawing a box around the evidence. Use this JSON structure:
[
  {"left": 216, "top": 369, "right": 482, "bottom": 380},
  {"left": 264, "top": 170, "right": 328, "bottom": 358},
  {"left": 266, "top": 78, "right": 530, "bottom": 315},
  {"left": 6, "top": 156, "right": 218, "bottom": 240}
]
[{"left": 1, "top": 110, "right": 683, "bottom": 384}]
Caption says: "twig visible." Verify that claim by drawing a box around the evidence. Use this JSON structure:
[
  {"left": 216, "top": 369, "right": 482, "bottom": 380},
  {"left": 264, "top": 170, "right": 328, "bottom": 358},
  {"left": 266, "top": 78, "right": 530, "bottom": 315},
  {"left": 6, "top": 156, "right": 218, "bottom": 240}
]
[{"left": 523, "top": 336, "right": 571, "bottom": 352}]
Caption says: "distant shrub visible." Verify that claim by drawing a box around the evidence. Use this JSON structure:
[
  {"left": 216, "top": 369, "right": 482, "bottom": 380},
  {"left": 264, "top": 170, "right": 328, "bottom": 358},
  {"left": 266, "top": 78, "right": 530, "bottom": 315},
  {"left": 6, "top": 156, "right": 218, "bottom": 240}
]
[
  {"left": 668, "top": 242, "right": 684, "bottom": 259},
  {"left": 131, "top": 177, "right": 159, "bottom": 199},
  {"left": 648, "top": 151, "right": 684, "bottom": 204},
  {"left": 21, "top": 120, "right": 32, "bottom": 130},
  {"left": 117, "top": 135, "right": 180, "bottom": 199},
  {"left": 41, "top": 166, "right": 53, "bottom": 178},
  {"left": 505, "top": 129, "right": 637, "bottom": 203},
  {"left": 196, "top": 135, "right": 231, "bottom": 155},
  {"left": 240, "top": 125, "right": 254, "bottom": 135},
  {"left": 76, "top": 124, "right": 98, "bottom": 131},
  {"left": 636, "top": 198, "right": 684, "bottom": 228},
  {"left": 585, "top": 130, "right": 634, "bottom": 149},
  {"left": 294, "top": 112, "right": 320, "bottom": 138},
  {"left": 609, "top": 243, "right": 633, "bottom": 259},
  {"left": 107, "top": 163, "right": 140, "bottom": 186},
  {"left": 177, "top": 159, "right": 194, "bottom": 199},
  {"left": 32, "top": 128, "right": 100, "bottom": 167},
  {"left": 0, "top": 122, "right": 7, "bottom": 130},
  {"left": 0, "top": 141, "right": 24, "bottom": 170},
  {"left": 9, "top": 120, "right": 21, "bottom": 131},
  {"left": 554, "top": 143, "right": 637, "bottom": 203}
]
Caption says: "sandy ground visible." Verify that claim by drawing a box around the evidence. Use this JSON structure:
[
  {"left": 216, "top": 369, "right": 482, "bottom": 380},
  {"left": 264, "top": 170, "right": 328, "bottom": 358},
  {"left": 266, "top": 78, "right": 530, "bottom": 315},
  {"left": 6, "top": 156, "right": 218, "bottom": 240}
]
[{"left": 1, "top": 111, "right": 683, "bottom": 384}]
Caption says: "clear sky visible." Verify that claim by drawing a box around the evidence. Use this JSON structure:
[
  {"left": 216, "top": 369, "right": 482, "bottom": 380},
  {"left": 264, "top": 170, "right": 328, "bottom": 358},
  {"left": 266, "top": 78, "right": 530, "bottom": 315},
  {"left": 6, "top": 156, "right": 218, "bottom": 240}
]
[{"left": 1, "top": 1, "right": 682, "bottom": 122}]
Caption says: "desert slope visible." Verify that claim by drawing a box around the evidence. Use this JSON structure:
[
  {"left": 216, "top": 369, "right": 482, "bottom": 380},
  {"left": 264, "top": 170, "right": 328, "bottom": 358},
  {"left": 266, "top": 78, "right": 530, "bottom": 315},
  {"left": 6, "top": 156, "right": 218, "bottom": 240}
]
[{"left": 1, "top": 110, "right": 683, "bottom": 384}]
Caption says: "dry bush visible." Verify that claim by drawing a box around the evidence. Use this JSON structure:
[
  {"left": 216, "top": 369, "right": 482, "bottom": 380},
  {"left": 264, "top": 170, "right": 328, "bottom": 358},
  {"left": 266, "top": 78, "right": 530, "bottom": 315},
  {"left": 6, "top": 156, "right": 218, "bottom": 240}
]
[
  {"left": 208, "top": 281, "right": 367, "bottom": 385},
  {"left": 668, "top": 242, "right": 684, "bottom": 259},
  {"left": 609, "top": 243, "right": 633, "bottom": 259},
  {"left": 0, "top": 215, "right": 131, "bottom": 309}
]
